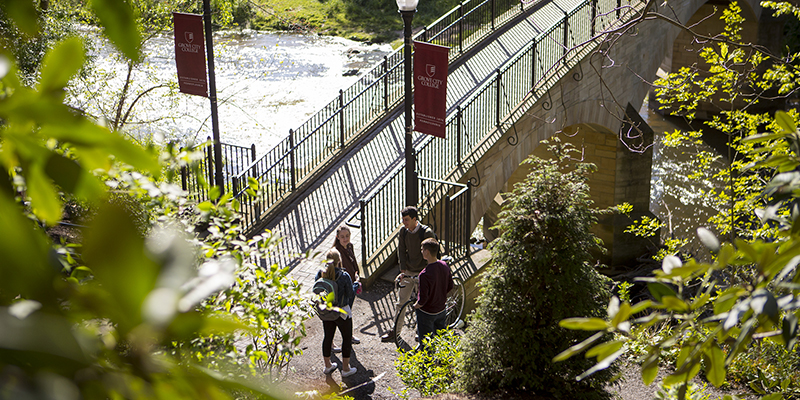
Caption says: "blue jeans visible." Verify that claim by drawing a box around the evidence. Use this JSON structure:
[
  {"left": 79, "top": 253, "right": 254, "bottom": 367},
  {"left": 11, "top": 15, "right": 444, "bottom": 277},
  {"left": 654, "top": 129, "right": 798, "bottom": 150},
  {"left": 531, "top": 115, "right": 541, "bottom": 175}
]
[{"left": 415, "top": 308, "right": 446, "bottom": 347}]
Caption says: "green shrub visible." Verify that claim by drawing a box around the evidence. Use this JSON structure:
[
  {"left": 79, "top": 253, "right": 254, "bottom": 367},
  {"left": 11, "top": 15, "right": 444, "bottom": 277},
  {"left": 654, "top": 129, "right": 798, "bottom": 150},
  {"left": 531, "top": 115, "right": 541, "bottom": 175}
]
[
  {"left": 394, "top": 329, "right": 462, "bottom": 397},
  {"left": 456, "top": 139, "right": 618, "bottom": 398}
]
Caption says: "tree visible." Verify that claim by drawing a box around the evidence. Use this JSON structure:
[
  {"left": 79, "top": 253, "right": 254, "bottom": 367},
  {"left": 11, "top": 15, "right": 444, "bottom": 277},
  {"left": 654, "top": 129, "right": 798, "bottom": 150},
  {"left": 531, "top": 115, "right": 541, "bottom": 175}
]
[
  {"left": 0, "top": 1, "right": 311, "bottom": 398},
  {"left": 555, "top": 2, "right": 800, "bottom": 399},
  {"left": 456, "top": 139, "right": 618, "bottom": 399}
]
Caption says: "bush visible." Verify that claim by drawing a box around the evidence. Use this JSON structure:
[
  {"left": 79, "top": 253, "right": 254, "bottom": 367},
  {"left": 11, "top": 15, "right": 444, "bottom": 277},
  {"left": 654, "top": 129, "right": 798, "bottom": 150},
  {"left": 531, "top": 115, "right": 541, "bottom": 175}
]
[
  {"left": 456, "top": 139, "right": 618, "bottom": 398},
  {"left": 394, "top": 329, "right": 462, "bottom": 397}
]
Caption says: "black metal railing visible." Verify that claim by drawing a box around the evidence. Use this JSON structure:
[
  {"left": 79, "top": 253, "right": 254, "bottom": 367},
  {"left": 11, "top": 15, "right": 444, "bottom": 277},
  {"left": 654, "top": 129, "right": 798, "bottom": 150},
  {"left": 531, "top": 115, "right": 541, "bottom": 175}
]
[
  {"left": 227, "top": 0, "right": 543, "bottom": 230},
  {"left": 354, "top": 0, "right": 645, "bottom": 278},
  {"left": 181, "top": 138, "right": 256, "bottom": 201}
]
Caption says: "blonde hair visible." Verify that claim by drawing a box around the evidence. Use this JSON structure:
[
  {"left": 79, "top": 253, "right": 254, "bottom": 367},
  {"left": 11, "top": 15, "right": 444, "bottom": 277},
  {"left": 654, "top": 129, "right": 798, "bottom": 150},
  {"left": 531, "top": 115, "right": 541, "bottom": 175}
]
[{"left": 323, "top": 248, "right": 341, "bottom": 280}]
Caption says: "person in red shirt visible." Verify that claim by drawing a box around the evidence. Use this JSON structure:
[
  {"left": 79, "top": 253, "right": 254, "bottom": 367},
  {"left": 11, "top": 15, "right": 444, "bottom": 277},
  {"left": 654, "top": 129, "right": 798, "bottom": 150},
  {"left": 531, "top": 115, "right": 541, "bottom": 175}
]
[{"left": 414, "top": 238, "right": 454, "bottom": 347}]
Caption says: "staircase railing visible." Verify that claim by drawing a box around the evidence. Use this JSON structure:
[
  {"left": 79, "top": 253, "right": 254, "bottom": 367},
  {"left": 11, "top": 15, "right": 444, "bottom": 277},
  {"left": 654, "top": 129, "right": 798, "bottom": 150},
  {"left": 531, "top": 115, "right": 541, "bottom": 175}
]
[
  {"left": 228, "top": 0, "right": 544, "bottom": 231},
  {"left": 354, "top": 0, "right": 646, "bottom": 279},
  {"left": 180, "top": 138, "right": 256, "bottom": 201}
]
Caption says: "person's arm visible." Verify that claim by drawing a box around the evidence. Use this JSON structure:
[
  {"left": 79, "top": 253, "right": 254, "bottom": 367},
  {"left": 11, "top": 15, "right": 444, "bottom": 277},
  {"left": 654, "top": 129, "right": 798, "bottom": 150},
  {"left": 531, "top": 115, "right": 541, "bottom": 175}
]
[
  {"left": 398, "top": 231, "right": 408, "bottom": 274},
  {"left": 342, "top": 272, "right": 355, "bottom": 307},
  {"left": 415, "top": 275, "right": 429, "bottom": 309}
]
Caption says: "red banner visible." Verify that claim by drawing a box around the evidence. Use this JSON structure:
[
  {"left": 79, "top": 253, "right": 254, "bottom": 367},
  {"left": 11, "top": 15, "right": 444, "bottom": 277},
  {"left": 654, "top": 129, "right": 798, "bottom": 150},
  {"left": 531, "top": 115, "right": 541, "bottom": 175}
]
[
  {"left": 174, "top": 13, "right": 208, "bottom": 97},
  {"left": 414, "top": 41, "right": 449, "bottom": 138}
]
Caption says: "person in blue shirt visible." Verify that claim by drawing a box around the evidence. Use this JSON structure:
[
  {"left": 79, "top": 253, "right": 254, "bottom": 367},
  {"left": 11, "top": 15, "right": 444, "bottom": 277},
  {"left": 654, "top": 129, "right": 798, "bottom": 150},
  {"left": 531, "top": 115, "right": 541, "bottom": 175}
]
[{"left": 316, "top": 249, "right": 357, "bottom": 377}]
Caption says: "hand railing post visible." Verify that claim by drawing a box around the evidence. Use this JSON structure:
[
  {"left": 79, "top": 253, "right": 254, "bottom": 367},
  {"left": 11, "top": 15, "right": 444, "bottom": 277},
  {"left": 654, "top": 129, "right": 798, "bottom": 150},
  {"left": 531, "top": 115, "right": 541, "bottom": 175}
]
[
  {"left": 456, "top": 106, "right": 462, "bottom": 168},
  {"left": 495, "top": 69, "right": 501, "bottom": 129},
  {"left": 383, "top": 56, "right": 389, "bottom": 111},
  {"left": 180, "top": 146, "right": 188, "bottom": 191},
  {"left": 339, "top": 89, "right": 345, "bottom": 148},
  {"left": 491, "top": 0, "right": 496, "bottom": 30},
  {"left": 289, "top": 129, "right": 296, "bottom": 191},
  {"left": 206, "top": 136, "right": 214, "bottom": 192},
  {"left": 250, "top": 144, "right": 256, "bottom": 163},
  {"left": 359, "top": 199, "right": 367, "bottom": 275},
  {"left": 531, "top": 40, "right": 537, "bottom": 93},
  {"left": 563, "top": 11, "right": 569, "bottom": 60},
  {"left": 458, "top": 1, "right": 464, "bottom": 53},
  {"left": 591, "top": 0, "right": 597, "bottom": 37}
]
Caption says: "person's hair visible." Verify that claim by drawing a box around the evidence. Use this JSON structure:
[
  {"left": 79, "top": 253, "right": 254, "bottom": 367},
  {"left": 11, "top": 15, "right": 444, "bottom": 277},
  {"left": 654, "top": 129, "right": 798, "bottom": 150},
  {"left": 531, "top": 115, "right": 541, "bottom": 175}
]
[
  {"left": 334, "top": 225, "right": 350, "bottom": 247},
  {"left": 401, "top": 206, "right": 418, "bottom": 219},
  {"left": 323, "top": 248, "right": 341, "bottom": 280},
  {"left": 421, "top": 237, "right": 440, "bottom": 259}
]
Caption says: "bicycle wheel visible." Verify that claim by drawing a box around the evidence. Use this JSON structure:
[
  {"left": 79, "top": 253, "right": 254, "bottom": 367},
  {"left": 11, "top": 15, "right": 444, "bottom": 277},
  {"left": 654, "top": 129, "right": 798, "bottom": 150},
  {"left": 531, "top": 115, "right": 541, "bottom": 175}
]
[
  {"left": 394, "top": 300, "right": 418, "bottom": 351},
  {"left": 445, "top": 277, "right": 465, "bottom": 328}
]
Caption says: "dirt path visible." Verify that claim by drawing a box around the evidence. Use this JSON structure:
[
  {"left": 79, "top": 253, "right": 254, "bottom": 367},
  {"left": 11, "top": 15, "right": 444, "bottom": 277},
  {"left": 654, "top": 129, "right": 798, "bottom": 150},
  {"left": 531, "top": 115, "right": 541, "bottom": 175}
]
[
  {"left": 271, "top": 279, "right": 757, "bottom": 400},
  {"left": 276, "top": 279, "right": 416, "bottom": 399}
]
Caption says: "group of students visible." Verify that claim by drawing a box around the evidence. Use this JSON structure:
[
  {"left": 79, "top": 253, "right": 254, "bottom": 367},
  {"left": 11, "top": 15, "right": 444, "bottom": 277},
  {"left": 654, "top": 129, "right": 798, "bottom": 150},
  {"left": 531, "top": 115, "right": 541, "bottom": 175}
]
[{"left": 315, "top": 206, "right": 454, "bottom": 377}]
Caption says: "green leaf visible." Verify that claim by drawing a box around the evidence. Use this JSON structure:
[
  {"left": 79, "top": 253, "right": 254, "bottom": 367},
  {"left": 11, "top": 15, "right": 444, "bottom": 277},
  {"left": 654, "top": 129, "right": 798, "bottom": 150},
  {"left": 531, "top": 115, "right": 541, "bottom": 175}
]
[
  {"left": 750, "top": 289, "right": 779, "bottom": 322},
  {"left": 648, "top": 282, "right": 677, "bottom": 303},
  {"left": 39, "top": 37, "right": 85, "bottom": 93},
  {"left": 209, "top": 185, "right": 221, "bottom": 201},
  {"left": 629, "top": 300, "right": 653, "bottom": 314},
  {"left": 641, "top": 351, "right": 660, "bottom": 385},
  {"left": 585, "top": 340, "right": 624, "bottom": 360},
  {"left": 90, "top": 0, "right": 142, "bottom": 62},
  {"left": 0, "top": 0, "right": 39, "bottom": 36},
  {"left": 775, "top": 110, "right": 797, "bottom": 134},
  {"left": 611, "top": 302, "right": 632, "bottom": 328},
  {"left": 83, "top": 201, "right": 161, "bottom": 335},
  {"left": 197, "top": 201, "right": 213, "bottom": 212},
  {"left": 576, "top": 348, "right": 624, "bottom": 381},
  {"left": 70, "top": 266, "right": 93, "bottom": 281},
  {"left": 44, "top": 153, "right": 104, "bottom": 200},
  {"left": 27, "top": 164, "right": 62, "bottom": 225},
  {"left": 661, "top": 296, "right": 690, "bottom": 312},
  {"left": 559, "top": 318, "right": 609, "bottom": 331},
  {"left": 552, "top": 332, "right": 604, "bottom": 362},
  {"left": 782, "top": 314, "right": 798, "bottom": 351},
  {"left": 703, "top": 343, "right": 726, "bottom": 387}
]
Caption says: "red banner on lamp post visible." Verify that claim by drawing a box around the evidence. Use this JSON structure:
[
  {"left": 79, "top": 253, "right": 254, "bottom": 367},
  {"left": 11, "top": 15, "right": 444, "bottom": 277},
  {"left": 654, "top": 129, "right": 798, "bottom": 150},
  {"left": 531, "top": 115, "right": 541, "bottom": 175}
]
[
  {"left": 173, "top": 13, "right": 208, "bottom": 97},
  {"left": 414, "top": 41, "right": 449, "bottom": 138}
]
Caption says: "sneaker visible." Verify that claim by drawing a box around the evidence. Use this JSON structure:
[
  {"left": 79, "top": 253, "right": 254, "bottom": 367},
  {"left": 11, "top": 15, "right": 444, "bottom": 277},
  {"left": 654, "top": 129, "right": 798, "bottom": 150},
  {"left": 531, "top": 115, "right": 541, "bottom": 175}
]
[
  {"left": 332, "top": 347, "right": 342, "bottom": 353},
  {"left": 323, "top": 362, "right": 338, "bottom": 375},
  {"left": 352, "top": 336, "right": 361, "bottom": 344},
  {"left": 341, "top": 366, "right": 357, "bottom": 378},
  {"left": 380, "top": 331, "right": 396, "bottom": 343}
]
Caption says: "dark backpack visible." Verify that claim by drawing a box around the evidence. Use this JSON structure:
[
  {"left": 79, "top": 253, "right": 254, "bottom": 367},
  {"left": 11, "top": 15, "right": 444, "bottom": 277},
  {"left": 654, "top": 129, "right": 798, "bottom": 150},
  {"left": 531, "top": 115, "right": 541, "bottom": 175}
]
[{"left": 312, "top": 272, "right": 342, "bottom": 321}]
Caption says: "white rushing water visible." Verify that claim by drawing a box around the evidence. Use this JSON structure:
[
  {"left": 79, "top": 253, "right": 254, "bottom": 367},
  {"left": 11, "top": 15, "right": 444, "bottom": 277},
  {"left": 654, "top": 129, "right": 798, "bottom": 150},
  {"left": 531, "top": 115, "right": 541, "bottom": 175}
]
[{"left": 69, "top": 29, "right": 392, "bottom": 154}]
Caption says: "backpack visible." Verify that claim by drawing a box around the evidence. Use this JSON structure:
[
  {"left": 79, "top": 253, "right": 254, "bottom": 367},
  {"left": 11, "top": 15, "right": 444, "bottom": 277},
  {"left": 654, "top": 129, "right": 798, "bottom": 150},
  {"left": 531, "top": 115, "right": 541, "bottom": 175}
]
[{"left": 313, "top": 272, "right": 342, "bottom": 321}]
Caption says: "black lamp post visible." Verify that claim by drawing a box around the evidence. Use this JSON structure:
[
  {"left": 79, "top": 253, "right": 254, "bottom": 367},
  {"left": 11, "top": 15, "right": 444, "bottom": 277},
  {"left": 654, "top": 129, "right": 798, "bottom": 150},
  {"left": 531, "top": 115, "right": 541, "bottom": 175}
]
[{"left": 397, "top": 0, "right": 419, "bottom": 207}]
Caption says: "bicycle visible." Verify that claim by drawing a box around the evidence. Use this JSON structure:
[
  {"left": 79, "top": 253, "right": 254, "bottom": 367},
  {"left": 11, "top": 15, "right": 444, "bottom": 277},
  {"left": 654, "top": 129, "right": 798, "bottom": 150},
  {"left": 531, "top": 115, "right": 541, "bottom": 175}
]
[{"left": 392, "top": 257, "right": 465, "bottom": 350}]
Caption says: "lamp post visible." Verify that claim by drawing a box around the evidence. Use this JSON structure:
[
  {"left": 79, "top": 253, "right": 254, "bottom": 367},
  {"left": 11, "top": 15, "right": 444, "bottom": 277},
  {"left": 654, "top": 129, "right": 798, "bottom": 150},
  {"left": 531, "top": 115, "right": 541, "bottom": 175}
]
[{"left": 397, "top": 0, "right": 419, "bottom": 207}]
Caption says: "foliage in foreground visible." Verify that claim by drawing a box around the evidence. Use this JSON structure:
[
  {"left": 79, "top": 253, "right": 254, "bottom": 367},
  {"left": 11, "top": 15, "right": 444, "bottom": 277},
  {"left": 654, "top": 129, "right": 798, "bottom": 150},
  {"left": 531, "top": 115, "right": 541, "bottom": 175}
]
[
  {"left": 556, "top": 111, "right": 800, "bottom": 400},
  {"left": 456, "top": 139, "right": 617, "bottom": 398},
  {"left": 569, "top": 3, "right": 800, "bottom": 400},
  {"left": 0, "top": 1, "right": 312, "bottom": 398},
  {"left": 394, "top": 329, "right": 462, "bottom": 397}
]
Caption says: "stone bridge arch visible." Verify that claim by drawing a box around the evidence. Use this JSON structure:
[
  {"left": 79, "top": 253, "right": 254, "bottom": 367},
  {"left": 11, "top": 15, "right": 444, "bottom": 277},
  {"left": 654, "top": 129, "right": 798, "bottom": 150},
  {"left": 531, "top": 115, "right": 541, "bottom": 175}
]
[{"left": 466, "top": 0, "right": 764, "bottom": 267}]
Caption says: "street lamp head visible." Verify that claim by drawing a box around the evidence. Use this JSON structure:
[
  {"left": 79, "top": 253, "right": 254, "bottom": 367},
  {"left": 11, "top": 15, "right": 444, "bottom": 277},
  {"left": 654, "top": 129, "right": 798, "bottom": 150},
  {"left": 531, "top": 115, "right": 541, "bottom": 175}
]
[{"left": 396, "top": 0, "right": 418, "bottom": 12}]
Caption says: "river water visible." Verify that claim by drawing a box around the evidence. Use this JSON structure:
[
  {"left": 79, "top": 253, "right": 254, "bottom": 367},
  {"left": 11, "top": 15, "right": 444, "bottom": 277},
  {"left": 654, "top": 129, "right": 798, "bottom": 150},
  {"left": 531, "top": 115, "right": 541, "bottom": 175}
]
[{"left": 69, "top": 29, "right": 392, "bottom": 153}]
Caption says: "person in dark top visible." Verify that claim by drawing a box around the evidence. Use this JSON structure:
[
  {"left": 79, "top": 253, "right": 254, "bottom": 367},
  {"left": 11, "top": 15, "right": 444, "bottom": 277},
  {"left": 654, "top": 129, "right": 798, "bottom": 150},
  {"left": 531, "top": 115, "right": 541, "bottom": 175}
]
[
  {"left": 415, "top": 237, "right": 453, "bottom": 347},
  {"left": 316, "top": 249, "right": 357, "bottom": 377},
  {"left": 333, "top": 225, "right": 361, "bottom": 344},
  {"left": 381, "top": 206, "right": 437, "bottom": 343}
]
